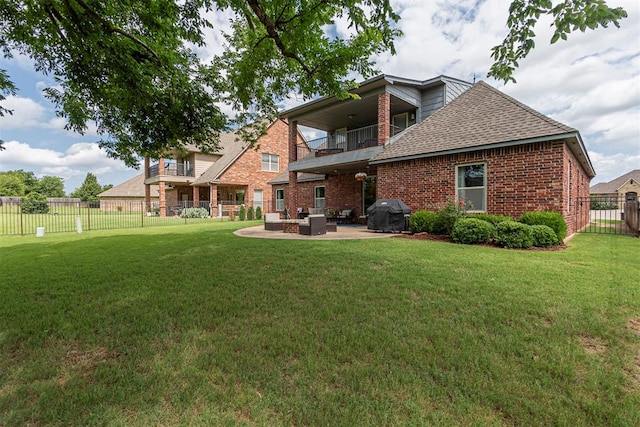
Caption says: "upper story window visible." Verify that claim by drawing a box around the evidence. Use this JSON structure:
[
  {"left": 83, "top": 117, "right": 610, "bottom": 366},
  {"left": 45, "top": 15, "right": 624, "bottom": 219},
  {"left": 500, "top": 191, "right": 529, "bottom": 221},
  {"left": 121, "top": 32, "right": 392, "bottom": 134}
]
[
  {"left": 456, "top": 163, "right": 486, "bottom": 212},
  {"left": 261, "top": 154, "right": 279, "bottom": 172}
]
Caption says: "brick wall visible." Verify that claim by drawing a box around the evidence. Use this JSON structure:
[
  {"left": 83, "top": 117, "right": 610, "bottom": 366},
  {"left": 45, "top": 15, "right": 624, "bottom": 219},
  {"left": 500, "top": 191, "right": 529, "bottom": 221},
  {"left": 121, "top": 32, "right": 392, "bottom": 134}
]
[
  {"left": 215, "top": 119, "right": 290, "bottom": 214},
  {"left": 276, "top": 173, "right": 368, "bottom": 217},
  {"left": 377, "top": 141, "right": 591, "bottom": 236}
]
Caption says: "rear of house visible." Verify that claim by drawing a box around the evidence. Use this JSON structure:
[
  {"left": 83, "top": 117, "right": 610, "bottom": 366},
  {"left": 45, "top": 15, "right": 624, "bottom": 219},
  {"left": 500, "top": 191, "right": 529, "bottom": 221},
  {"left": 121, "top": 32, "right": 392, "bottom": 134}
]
[{"left": 276, "top": 76, "right": 595, "bottom": 236}]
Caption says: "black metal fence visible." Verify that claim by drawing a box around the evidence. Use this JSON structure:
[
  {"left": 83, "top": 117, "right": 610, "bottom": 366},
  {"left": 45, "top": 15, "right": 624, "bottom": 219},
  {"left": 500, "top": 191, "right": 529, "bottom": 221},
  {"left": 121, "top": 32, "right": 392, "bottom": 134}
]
[
  {"left": 575, "top": 194, "right": 639, "bottom": 235},
  {"left": 0, "top": 199, "right": 271, "bottom": 236}
]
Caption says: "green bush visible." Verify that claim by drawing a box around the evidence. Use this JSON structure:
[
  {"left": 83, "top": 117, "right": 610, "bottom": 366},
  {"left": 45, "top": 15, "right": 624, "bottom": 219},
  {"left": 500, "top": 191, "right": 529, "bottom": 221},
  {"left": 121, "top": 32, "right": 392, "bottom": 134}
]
[
  {"left": 21, "top": 192, "right": 49, "bottom": 214},
  {"left": 519, "top": 211, "right": 567, "bottom": 242},
  {"left": 590, "top": 199, "right": 618, "bottom": 210},
  {"left": 432, "top": 199, "right": 467, "bottom": 235},
  {"left": 180, "top": 207, "right": 209, "bottom": 218},
  {"left": 451, "top": 218, "right": 495, "bottom": 244},
  {"left": 255, "top": 206, "right": 262, "bottom": 220},
  {"left": 409, "top": 210, "right": 437, "bottom": 234},
  {"left": 495, "top": 221, "right": 533, "bottom": 248},
  {"left": 467, "top": 213, "right": 513, "bottom": 226},
  {"left": 238, "top": 205, "right": 246, "bottom": 221},
  {"left": 530, "top": 225, "right": 560, "bottom": 247},
  {"left": 247, "top": 206, "right": 254, "bottom": 220}
]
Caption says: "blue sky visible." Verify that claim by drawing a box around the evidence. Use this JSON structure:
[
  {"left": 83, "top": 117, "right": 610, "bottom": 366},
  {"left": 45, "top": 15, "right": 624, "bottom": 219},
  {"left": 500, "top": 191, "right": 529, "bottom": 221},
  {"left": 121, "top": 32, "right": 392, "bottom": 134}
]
[{"left": 1, "top": 0, "right": 638, "bottom": 194}]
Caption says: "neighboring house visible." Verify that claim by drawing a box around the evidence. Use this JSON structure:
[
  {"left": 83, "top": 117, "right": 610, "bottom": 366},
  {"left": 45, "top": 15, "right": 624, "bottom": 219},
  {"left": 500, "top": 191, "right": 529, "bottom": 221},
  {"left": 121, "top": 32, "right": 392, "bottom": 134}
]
[
  {"left": 98, "top": 174, "right": 159, "bottom": 211},
  {"left": 276, "top": 75, "right": 595, "bottom": 236},
  {"left": 142, "top": 119, "right": 293, "bottom": 216},
  {"left": 590, "top": 170, "right": 640, "bottom": 201}
]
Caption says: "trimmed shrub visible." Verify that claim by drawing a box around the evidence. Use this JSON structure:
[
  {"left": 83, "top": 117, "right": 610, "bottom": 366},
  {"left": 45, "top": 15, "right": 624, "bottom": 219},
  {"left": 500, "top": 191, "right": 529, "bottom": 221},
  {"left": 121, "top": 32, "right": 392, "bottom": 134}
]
[
  {"left": 21, "top": 192, "right": 49, "bottom": 214},
  {"left": 451, "top": 218, "right": 495, "bottom": 244},
  {"left": 180, "top": 207, "right": 209, "bottom": 218},
  {"left": 495, "top": 221, "right": 533, "bottom": 248},
  {"left": 467, "top": 213, "right": 513, "bottom": 226},
  {"left": 409, "top": 210, "right": 437, "bottom": 234},
  {"left": 519, "top": 211, "right": 567, "bottom": 242},
  {"left": 255, "top": 206, "right": 262, "bottom": 220},
  {"left": 238, "top": 205, "right": 246, "bottom": 221},
  {"left": 247, "top": 206, "right": 254, "bottom": 220},
  {"left": 530, "top": 225, "right": 560, "bottom": 247},
  {"left": 432, "top": 199, "right": 466, "bottom": 235}
]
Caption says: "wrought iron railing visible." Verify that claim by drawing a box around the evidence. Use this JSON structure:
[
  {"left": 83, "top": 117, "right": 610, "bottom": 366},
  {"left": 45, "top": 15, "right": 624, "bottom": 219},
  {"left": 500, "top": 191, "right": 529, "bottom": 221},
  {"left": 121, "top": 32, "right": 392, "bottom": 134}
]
[
  {"left": 147, "top": 163, "right": 195, "bottom": 178},
  {"left": 296, "top": 124, "right": 402, "bottom": 160}
]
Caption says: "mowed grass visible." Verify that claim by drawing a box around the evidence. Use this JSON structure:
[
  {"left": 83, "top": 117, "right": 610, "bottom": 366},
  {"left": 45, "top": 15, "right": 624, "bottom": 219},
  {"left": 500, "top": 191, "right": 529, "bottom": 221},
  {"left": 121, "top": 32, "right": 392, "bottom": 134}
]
[{"left": 0, "top": 223, "right": 638, "bottom": 426}]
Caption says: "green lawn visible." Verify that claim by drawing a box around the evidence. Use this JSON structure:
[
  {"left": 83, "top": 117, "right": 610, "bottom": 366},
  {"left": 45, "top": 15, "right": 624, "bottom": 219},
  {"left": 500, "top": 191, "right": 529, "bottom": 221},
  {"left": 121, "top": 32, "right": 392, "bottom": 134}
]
[{"left": 0, "top": 223, "right": 638, "bottom": 426}]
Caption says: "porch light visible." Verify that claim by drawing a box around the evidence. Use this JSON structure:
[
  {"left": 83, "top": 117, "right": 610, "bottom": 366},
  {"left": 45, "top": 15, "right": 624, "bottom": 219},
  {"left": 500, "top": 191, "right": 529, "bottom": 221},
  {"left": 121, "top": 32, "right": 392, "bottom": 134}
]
[{"left": 355, "top": 172, "right": 367, "bottom": 181}]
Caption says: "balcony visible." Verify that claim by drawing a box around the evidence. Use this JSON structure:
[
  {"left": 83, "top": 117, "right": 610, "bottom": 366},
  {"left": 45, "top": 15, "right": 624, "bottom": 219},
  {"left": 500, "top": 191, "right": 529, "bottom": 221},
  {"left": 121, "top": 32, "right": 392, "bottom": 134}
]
[
  {"left": 296, "top": 124, "right": 402, "bottom": 160},
  {"left": 147, "top": 163, "right": 195, "bottom": 178}
]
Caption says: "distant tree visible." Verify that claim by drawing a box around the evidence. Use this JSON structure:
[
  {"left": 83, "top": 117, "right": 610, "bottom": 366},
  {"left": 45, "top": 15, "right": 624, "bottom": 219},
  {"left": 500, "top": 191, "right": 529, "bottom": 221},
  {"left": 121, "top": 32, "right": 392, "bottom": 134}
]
[
  {"left": 70, "top": 173, "right": 103, "bottom": 202},
  {"left": 36, "top": 176, "right": 66, "bottom": 198},
  {"left": 102, "top": 184, "right": 114, "bottom": 192},
  {"left": 21, "top": 191, "right": 49, "bottom": 214},
  {"left": 0, "top": 173, "right": 26, "bottom": 196}
]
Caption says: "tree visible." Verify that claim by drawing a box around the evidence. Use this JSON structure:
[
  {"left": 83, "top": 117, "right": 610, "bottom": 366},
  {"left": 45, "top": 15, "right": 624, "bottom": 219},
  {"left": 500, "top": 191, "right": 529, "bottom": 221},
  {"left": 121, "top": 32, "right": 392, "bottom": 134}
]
[
  {"left": 0, "top": 1, "right": 627, "bottom": 164},
  {"left": 70, "top": 172, "right": 104, "bottom": 202},
  {"left": 488, "top": 0, "right": 627, "bottom": 83},
  {"left": 35, "top": 176, "right": 66, "bottom": 198},
  {"left": 0, "top": 173, "right": 26, "bottom": 197}
]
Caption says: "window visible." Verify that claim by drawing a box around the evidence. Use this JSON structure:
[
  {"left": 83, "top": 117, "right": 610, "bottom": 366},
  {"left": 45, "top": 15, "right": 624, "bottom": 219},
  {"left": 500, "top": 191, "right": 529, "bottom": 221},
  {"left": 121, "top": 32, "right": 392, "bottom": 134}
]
[
  {"left": 275, "top": 189, "right": 284, "bottom": 211},
  {"left": 314, "top": 186, "right": 325, "bottom": 208},
  {"left": 456, "top": 163, "right": 486, "bottom": 211},
  {"left": 261, "top": 154, "right": 279, "bottom": 172},
  {"left": 392, "top": 113, "right": 408, "bottom": 135}
]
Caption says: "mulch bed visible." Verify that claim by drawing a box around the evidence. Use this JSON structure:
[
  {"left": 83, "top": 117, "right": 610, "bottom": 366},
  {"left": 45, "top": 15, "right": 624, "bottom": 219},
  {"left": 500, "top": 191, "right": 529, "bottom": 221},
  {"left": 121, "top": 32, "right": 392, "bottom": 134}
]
[{"left": 394, "top": 232, "right": 567, "bottom": 251}]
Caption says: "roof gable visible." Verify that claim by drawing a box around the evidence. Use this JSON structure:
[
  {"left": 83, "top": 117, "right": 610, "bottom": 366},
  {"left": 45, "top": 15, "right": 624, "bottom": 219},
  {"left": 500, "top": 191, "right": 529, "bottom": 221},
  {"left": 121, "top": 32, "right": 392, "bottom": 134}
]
[
  {"left": 371, "top": 81, "right": 580, "bottom": 164},
  {"left": 99, "top": 173, "right": 158, "bottom": 198},
  {"left": 590, "top": 169, "right": 640, "bottom": 193}
]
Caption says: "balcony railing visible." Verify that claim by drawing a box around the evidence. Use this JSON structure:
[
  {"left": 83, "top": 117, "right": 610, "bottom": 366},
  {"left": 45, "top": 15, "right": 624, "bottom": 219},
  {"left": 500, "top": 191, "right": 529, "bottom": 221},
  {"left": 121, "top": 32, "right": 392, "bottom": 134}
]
[
  {"left": 147, "top": 163, "right": 195, "bottom": 178},
  {"left": 296, "top": 124, "right": 402, "bottom": 160}
]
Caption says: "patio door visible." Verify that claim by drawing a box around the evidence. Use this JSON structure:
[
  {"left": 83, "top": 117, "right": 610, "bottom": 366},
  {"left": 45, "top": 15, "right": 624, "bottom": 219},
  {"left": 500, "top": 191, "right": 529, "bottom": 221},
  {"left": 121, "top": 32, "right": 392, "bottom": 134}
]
[
  {"left": 392, "top": 113, "right": 408, "bottom": 136},
  {"left": 335, "top": 127, "right": 347, "bottom": 151},
  {"left": 253, "top": 189, "right": 263, "bottom": 211},
  {"left": 363, "top": 176, "right": 377, "bottom": 213}
]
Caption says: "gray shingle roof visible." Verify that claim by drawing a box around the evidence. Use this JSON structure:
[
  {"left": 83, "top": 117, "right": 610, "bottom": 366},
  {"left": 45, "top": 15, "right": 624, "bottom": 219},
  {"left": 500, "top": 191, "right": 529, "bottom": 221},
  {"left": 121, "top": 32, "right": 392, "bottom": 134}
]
[
  {"left": 590, "top": 169, "right": 640, "bottom": 193},
  {"left": 99, "top": 173, "right": 159, "bottom": 198},
  {"left": 371, "top": 81, "right": 578, "bottom": 163}
]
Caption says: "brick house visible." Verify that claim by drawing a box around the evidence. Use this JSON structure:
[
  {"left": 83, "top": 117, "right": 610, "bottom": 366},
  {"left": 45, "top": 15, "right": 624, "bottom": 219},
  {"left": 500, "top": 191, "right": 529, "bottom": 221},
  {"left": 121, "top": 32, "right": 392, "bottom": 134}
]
[
  {"left": 275, "top": 75, "right": 595, "bottom": 236},
  {"left": 136, "top": 119, "right": 292, "bottom": 216},
  {"left": 590, "top": 170, "right": 640, "bottom": 201}
]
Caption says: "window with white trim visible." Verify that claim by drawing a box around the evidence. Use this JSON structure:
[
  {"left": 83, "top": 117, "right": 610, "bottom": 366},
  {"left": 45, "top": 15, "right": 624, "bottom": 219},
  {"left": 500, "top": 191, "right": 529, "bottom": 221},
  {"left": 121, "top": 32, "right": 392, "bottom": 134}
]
[
  {"left": 314, "top": 186, "right": 325, "bottom": 208},
  {"left": 275, "top": 189, "right": 284, "bottom": 211},
  {"left": 261, "top": 154, "right": 279, "bottom": 172},
  {"left": 456, "top": 163, "right": 486, "bottom": 212}
]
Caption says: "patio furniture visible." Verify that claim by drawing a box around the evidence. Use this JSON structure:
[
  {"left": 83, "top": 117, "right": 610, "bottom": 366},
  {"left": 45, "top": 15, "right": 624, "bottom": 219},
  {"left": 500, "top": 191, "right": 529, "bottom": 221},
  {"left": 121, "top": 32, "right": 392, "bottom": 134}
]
[
  {"left": 298, "top": 214, "right": 327, "bottom": 235},
  {"left": 264, "top": 213, "right": 284, "bottom": 231}
]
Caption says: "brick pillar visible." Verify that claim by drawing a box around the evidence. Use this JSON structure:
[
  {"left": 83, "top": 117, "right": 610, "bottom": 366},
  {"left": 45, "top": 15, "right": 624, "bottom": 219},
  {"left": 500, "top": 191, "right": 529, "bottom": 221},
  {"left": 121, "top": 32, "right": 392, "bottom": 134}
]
[
  {"left": 289, "top": 120, "right": 298, "bottom": 162},
  {"left": 377, "top": 92, "right": 390, "bottom": 144},
  {"left": 210, "top": 185, "right": 218, "bottom": 217},
  {"left": 193, "top": 186, "right": 199, "bottom": 208},
  {"left": 158, "top": 158, "right": 166, "bottom": 217},
  {"left": 287, "top": 120, "right": 299, "bottom": 217},
  {"left": 144, "top": 157, "right": 151, "bottom": 211},
  {"left": 158, "top": 182, "right": 166, "bottom": 217},
  {"left": 287, "top": 171, "right": 298, "bottom": 217}
]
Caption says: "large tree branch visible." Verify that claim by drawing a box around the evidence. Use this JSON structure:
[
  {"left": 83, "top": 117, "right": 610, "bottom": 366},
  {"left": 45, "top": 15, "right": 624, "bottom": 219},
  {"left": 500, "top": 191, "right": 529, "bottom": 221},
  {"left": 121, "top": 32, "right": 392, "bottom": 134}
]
[
  {"left": 71, "top": 0, "right": 161, "bottom": 62},
  {"left": 246, "top": 0, "right": 313, "bottom": 76}
]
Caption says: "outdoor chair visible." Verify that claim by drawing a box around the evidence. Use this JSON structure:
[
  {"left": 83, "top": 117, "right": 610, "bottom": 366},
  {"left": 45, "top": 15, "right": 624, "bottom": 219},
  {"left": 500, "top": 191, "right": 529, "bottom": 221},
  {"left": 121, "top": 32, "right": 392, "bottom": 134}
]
[
  {"left": 298, "top": 214, "right": 327, "bottom": 235},
  {"left": 264, "top": 212, "right": 284, "bottom": 231}
]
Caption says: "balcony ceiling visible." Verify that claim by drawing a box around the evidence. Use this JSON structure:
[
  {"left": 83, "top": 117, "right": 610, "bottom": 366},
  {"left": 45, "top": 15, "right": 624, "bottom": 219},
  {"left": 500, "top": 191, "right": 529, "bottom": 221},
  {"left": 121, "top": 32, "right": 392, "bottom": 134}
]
[
  {"left": 290, "top": 94, "right": 417, "bottom": 132},
  {"left": 290, "top": 146, "right": 383, "bottom": 175}
]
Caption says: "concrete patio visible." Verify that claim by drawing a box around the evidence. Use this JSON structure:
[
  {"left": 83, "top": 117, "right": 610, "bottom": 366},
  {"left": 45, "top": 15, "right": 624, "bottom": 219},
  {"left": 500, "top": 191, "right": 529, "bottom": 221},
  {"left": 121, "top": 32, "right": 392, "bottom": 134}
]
[{"left": 234, "top": 224, "right": 399, "bottom": 240}]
